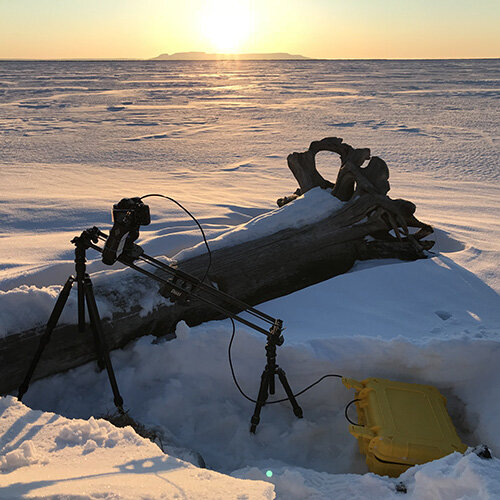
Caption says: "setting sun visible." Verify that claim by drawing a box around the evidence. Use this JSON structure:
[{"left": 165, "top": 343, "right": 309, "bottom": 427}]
[{"left": 198, "top": 0, "right": 254, "bottom": 53}]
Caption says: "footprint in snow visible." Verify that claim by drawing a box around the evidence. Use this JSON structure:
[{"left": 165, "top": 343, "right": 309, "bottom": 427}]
[{"left": 435, "top": 310, "right": 452, "bottom": 321}]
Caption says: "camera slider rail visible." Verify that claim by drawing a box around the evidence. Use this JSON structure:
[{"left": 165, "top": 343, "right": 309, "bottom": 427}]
[{"left": 88, "top": 227, "right": 280, "bottom": 340}]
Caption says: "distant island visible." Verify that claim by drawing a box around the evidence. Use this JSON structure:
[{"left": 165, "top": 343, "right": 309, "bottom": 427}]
[{"left": 151, "top": 52, "right": 311, "bottom": 61}]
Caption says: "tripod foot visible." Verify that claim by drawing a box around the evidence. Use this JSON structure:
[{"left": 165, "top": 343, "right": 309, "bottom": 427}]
[{"left": 250, "top": 419, "right": 258, "bottom": 434}]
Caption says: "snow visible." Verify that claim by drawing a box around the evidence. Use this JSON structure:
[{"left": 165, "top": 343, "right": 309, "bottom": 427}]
[
  {"left": 0, "top": 396, "right": 274, "bottom": 499},
  {"left": 233, "top": 451, "right": 500, "bottom": 499},
  {"left": 1, "top": 59, "right": 499, "bottom": 498},
  {"left": 175, "top": 187, "right": 344, "bottom": 261}
]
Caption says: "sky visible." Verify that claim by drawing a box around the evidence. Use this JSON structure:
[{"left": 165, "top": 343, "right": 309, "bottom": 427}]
[{"left": 0, "top": 0, "right": 499, "bottom": 59}]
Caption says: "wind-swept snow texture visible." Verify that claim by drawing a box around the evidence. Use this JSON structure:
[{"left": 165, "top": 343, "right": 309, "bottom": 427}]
[{"left": 1, "top": 59, "right": 499, "bottom": 499}]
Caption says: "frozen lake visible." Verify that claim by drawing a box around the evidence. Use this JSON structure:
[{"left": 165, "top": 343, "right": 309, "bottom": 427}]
[{"left": 1, "top": 59, "right": 498, "bottom": 179}]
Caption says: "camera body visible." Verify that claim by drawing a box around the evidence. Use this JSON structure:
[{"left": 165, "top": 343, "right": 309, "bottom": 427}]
[
  {"left": 102, "top": 197, "right": 150, "bottom": 265},
  {"left": 112, "top": 197, "right": 151, "bottom": 227}
]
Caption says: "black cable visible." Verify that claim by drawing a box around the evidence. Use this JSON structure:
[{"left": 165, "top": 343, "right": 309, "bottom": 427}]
[
  {"left": 345, "top": 398, "right": 362, "bottom": 426},
  {"left": 228, "top": 318, "right": 257, "bottom": 403},
  {"left": 140, "top": 194, "right": 212, "bottom": 284},
  {"left": 228, "top": 317, "right": 344, "bottom": 405},
  {"left": 274, "top": 373, "right": 344, "bottom": 402}
]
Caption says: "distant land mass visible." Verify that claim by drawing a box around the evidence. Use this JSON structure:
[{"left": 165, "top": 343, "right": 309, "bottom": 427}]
[{"left": 151, "top": 52, "right": 311, "bottom": 61}]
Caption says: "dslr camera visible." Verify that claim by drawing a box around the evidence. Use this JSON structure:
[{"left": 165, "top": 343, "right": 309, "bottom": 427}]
[{"left": 102, "top": 197, "right": 150, "bottom": 265}]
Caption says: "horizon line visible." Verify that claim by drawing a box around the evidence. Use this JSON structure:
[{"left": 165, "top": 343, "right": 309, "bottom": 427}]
[{"left": 1, "top": 57, "right": 499, "bottom": 61}]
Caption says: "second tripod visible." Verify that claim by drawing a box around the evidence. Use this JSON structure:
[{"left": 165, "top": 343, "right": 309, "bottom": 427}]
[
  {"left": 17, "top": 230, "right": 125, "bottom": 414},
  {"left": 250, "top": 321, "right": 303, "bottom": 433}
]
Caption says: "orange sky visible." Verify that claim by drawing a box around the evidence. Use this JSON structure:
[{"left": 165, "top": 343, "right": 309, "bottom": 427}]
[{"left": 1, "top": 0, "right": 499, "bottom": 59}]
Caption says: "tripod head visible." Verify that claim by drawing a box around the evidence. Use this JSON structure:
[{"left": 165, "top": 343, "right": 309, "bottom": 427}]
[
  {"left": 269, "top": 319, "right": 284, "bottom": 346},
  {"left": 71, "top": 227, "right": 99, "bottom": 248}
]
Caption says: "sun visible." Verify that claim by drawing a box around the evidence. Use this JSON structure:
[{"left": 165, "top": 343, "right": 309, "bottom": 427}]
[{"left": 199, "top": 1, "right": 254, "bottom": 53}]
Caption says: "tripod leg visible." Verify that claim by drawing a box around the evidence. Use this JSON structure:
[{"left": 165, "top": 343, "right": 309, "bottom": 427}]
[
  {"left": 87, "top": 307, "right": 106, "bottom": 371},
  {"left": 269, "top": 369, "right": 275, "bottom": 395},
  {"left": 18, "top": 276, "right": 75, "bottom": 401},
  {"left": 77, "top": 277, "right": 85, "bottom": 333},
  {"left": 277, "top": 367, "right": 303, "bottom": 419},
  {"left": 250, "top": 367, "right": 271, "bottom": 433},
  {"left": 84, "top": 277, "right": 105, "bottom": 371},
  {"left": 83, "top": 277, "right": 124, "bottom": 413}
]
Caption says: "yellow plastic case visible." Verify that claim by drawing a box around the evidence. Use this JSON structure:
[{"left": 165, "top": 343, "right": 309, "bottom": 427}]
[{"left": 343, "top": 377, "right": 467, "bottom": 477}]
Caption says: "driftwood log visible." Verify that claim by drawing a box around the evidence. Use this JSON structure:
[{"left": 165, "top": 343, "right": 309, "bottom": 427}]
[{"left": 0, "top": 138, "right": 433, "bottom": 395}]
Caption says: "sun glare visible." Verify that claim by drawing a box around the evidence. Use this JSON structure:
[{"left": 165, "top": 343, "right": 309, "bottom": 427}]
[{"left": 199, "top": 1, "right": 254, "bottom": 53}]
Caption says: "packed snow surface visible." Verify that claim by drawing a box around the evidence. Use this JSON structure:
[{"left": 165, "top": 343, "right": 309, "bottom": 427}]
[{"left": 1, "top": 59, "right": 499, "bottom": 499}]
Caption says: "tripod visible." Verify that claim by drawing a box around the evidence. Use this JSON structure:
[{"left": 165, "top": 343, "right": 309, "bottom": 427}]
[
  {"left": 250, "top": 320, "right": 303, "bottom": 433},
  {"left": 17, "top": 231, "right": 125, "bottom": 414}
]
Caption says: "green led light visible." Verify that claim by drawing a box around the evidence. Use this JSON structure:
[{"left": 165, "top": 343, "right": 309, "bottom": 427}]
[{"left": 266, "top": 470, "right": 273, "bottom": 478}]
